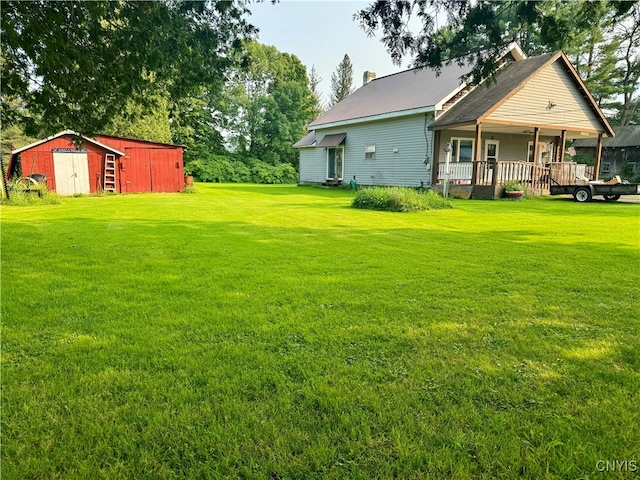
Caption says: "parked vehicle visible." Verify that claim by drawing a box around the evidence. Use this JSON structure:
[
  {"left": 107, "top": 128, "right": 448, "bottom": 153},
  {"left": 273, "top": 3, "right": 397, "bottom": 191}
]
[{"left": 550, "top": 178, "right": 640, "bottom": 202}]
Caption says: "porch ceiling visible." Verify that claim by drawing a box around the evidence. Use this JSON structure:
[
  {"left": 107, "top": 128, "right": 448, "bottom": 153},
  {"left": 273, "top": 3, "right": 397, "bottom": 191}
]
[{"left": 446, "top": 122, "right": 601, "bottom": 139}]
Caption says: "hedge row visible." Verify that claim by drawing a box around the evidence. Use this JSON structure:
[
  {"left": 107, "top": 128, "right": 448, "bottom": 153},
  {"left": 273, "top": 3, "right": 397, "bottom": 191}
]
[{"left": 185, "top": 156, "right": 297, "bottom": 184}]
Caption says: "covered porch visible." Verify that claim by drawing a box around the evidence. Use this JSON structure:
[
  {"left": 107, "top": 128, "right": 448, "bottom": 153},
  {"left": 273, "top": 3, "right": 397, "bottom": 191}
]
[
  {"left": 430, "top": 122, "right": 604, "bottom": 199},
  {"left": 427, "top": 51, "right": 614, "bottom": 199}
]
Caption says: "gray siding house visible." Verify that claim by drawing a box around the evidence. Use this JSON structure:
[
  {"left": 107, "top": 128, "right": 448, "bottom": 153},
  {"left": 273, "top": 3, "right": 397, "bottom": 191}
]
[{"left": 295, "top": 44, "right": 615, "bottom": 197}]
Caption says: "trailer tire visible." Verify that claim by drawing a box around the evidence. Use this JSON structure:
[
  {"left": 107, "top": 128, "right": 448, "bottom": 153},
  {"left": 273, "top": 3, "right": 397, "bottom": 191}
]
[
  {"left": 603, "top": 194, "right": 621, "bottom": 202},
  {"left": 574, "top": 187, "right": 592, "bottom": 202}
]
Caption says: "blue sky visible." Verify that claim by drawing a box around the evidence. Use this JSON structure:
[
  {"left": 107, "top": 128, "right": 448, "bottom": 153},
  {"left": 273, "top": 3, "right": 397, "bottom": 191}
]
[{"left": 248, "top": 1, "right": 417, "bottom": 104}]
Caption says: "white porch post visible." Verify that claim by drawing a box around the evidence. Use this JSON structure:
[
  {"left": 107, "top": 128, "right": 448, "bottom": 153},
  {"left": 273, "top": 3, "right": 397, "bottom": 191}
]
[
  {"left": 471, "top": 123, "right": 482, "bottom": 186},
  {"left": 443, "top": 142, "right": 452, "bottom": 198}
]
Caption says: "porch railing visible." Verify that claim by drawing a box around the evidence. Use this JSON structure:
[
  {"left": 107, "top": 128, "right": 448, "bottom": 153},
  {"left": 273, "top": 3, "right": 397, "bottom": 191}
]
[
  {"left": 437, "top": 162, "right": 473, "bottom": 181},
  {"left": 473, "top": 161, "right": 549, "bottom": 193},
  {"left": 437, "top": 161, "right": 594, "bottom": 194}
]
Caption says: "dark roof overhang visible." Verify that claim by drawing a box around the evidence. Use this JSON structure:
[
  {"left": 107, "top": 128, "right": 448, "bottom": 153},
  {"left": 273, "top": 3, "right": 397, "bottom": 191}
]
[{"left": 317, "top": 133, "right": 346, "bottom": 148}]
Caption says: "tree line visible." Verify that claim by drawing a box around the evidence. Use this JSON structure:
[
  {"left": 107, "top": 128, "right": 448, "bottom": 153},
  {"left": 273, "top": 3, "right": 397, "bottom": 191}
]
[{"left": 1, "top": 0, "right": 638, "bottom": 183}]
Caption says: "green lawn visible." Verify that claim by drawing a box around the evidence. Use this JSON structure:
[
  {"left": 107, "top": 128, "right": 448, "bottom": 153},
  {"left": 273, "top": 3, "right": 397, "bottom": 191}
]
[{"left": 2, "top": 184, "right": 639, "bottom": 479}]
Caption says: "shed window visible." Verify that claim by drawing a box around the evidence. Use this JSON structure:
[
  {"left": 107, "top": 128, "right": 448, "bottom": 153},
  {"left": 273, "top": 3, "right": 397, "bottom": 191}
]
[
  {"left": 602, "top": 162, "right": 611, "bottom": 173},
  {"left": 365, "top": 144, "right": 376, "bottom": 160}
]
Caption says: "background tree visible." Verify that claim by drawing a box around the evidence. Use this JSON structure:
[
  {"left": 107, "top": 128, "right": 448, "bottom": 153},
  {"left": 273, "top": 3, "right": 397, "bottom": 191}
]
[
  {"left": 355, "top": 0, "right": 635, "bottom": 83},
  {"left": 308, "top": 65, "right": 325, "bottom": 116},
  {"left": 221, "top": 40, "right": 317, "bottom": 165},
  {"left": 329, "top": 54, "right": 355, "bottom": 107},
  {"left": 103, "top": 94, "right": 172, "bottom": 144},
  {"left": 1, "top": 0, "right": 253, "bottom": 135},
  {"left": 608, "top": 2, "right": 640, "bottom": 125},
  {"left": 169, "top": 88, "right": 228, "bottom": 166}
]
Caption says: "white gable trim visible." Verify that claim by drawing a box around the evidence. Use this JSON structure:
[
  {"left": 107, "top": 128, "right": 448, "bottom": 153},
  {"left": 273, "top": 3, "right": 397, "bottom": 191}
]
[{"left": 11, "top": 130, "right": 125, "bottom": 156}]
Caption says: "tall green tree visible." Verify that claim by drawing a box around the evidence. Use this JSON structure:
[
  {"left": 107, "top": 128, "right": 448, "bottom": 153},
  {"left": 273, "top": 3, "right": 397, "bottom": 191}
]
[
  {"left": 103, "top": 94, "right": 172, "bottom": 144},
  {"left": 1, "top": 1, "right": 253, "bottom": 135},
  {"left": 355, "top": 0, "right": 635, "bottom": 85},
  {"left": 329, "top": 54, "right": 355, "bottom": 107},
  {"left": 169, "top": 87, "right": 227, "bottom": 164},
  {"left": 308, "top": 65, "right": 325, "bottom": 116},
  {"left": 222, "top": 40, "right": 317, "bottom": 165},
  {"left": 609, "top": 2, "right": 640, "bottom": 125}
]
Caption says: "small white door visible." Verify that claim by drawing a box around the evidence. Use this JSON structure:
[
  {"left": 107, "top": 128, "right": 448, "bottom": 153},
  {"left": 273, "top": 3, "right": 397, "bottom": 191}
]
[
  {"left": 53, "top": 152, "right": 90, "bottom": 195},
  {"left": 485, "top": 140, "right": 499, "bottom": 162}
]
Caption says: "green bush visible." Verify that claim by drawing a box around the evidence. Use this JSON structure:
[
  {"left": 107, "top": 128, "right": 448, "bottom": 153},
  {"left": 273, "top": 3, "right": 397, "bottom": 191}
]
[
  {"left": 185, "top": 155, "right": 297, "bottom": 184},
  {"left": 180, "top": 185, "right": 197, "bottom": 194},
  {"left": 2, "top": 178, "right": 61, "bottom": 206},
  {"left": 568, "top": 152, "right": 595, "bottom": 165},
  {"left": 352, "top": 187, "right": 452, "bottom": 212},
  {"left": 619, "top": 162, "right": 635, "bottom": 181},
  {"left": 502, "top": 180, "right": 525, "bottom": 192}
]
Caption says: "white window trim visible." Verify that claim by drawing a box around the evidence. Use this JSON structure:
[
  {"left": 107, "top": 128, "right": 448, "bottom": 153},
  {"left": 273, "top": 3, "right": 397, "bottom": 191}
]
[
  {"left": 450, "top": 137, "right": 475, "bottom": 163},
  {"left": 365, "top": 144, "right": 376, "bottom": 160}
]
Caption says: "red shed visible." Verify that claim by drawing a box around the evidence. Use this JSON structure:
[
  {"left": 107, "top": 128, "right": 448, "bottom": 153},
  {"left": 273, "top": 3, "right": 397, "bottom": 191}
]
[{"left": 8, "top": 130, "right": 185, "bottom": 195}]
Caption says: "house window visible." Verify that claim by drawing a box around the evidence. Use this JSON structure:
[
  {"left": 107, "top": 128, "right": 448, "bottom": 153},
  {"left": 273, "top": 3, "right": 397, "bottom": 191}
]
[
  {"left": 365, "top": 144, "right": 376, "bottom": 160},
  {"left": 327, "top": 146, "right": 344, "bottom": 180},
  {"left": 528, "top": 141, "right": 555, "bottom": 164},
  {"left": 450, "top": 138, "right": 475, "bottom": 162}
]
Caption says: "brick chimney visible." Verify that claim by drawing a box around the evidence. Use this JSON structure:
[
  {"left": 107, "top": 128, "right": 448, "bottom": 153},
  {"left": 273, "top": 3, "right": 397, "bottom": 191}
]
[{"left": 363, "top": 71, "right": 376, "bottom": 86}]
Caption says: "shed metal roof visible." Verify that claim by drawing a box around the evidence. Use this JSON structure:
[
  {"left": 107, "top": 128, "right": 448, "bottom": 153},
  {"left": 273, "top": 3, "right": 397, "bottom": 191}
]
[
  {"left": 11, "top": 130, "right": 125, "bottom": 156},
  {"left": 95, "top": 134, "right": 186, "bottom": 149},
  {"left": 572, "top": 125, "right": 640, "bottom": 148}
]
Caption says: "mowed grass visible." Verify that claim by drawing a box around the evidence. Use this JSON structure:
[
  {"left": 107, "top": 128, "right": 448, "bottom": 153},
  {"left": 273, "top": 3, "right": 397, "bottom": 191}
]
[{"left": 2, "top": 184, "right": 639, "bottom": 479}]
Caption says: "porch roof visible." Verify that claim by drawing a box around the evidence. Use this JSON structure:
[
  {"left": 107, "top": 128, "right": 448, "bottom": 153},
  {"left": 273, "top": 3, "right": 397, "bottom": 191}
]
[{"left": 429, "top": 52, "right": 615, "bottom": 138}]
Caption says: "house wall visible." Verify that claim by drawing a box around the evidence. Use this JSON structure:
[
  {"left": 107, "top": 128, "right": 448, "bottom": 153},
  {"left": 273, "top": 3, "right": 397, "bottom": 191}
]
[
  {"left": 299, "top": 114, "right": 434, "bottom": 187},
  {"left": 299, "top": 147, "right": 325, "bottom": 183},
  {"left": 487, "top": 60, "right": 603, "bottom": 133},
  {"left": 437, "top": 129, "right": 558, "bottom": 163},
  {"left": 95, "top": 136, "right": 184, "bottom": 193},
  {"left": 12, "top": 136, "right": 112, "bottom": 194}
]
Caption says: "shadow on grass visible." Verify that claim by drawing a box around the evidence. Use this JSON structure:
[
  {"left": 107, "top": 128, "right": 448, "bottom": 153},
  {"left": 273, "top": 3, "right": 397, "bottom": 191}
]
[
  {"left": 3, "top": 212, "right": 639, "bottom": 479},
  {"left": 208, "top": 183, "right": 355, "bottom": 197}
]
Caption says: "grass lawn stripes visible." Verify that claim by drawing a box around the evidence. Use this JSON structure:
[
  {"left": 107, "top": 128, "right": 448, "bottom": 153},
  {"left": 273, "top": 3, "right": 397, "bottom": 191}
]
[{"left": 1, "top": 184, "right": 639, "bottom": 479}]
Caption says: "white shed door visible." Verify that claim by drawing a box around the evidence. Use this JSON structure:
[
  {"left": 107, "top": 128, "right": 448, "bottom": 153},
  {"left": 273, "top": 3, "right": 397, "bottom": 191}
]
[{"left": 53, "top": 152, "right": 90, "bottom": 195}]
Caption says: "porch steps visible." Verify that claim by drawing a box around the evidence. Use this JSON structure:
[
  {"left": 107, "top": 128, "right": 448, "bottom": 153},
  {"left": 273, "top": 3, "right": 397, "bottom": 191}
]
[{"left": 322, "top": 179, "right": 343, "bottom": 187}]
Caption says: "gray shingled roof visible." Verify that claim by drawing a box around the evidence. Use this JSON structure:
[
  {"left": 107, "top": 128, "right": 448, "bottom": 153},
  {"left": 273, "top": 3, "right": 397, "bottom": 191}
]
[
  {"left": 308, "top": 61, "right": 470, "bottom": 128},
  {"left": 572, "top": 125, "right": 640, "bottom": 148},
  {"left": 429, "top": 52, "right": 558, "bottom": 129}
]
